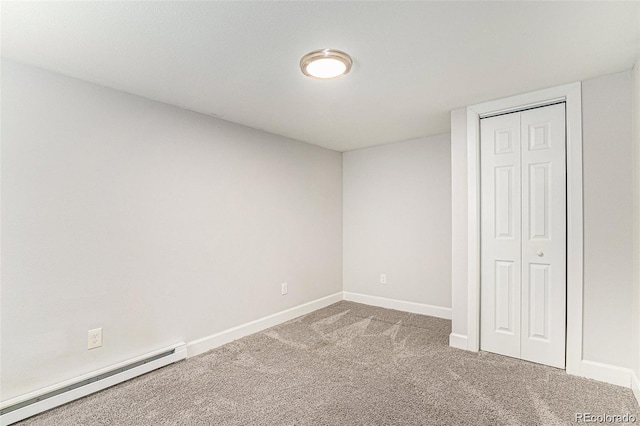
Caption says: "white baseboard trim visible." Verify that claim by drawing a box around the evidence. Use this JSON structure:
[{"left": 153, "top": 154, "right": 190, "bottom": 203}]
[
  {"left": 449, "top": 333, "right": 468, "bottom": 350},
  {"left": 186, "top": 292, "right": 343, "bottom": 357},
  {"left": 1, "top": 343, "right": 186, "bottom": 426},
  {"left": 632, "top": 370, "right": 640, "bottom": 406},
  {"left": 580, "top": 360, "right": 632, "bottom": 388},
  {"left": 342, "top": 292, "right": 451, "bottom": 320}
]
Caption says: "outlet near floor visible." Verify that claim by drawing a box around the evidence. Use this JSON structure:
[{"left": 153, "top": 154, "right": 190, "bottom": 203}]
[
  {"left": 380, "top": 274, "right": 387, "bottom": 285},
  {"left": 88, "top": 328, "right": 102, "bottom": 349},
  {"left": 281, "top": 282, "right": 288, "bottom": 295}
]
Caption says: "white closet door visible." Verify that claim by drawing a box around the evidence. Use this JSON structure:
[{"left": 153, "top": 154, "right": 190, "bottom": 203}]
[
  {"left": 480, "top": 113, "right": 522, "bottom": 359},
  {"left": 480, "top": 103, "right": 566, "bottom": 369},
  {"left": 520, "top": 104, "right": 566, "bottom": 368}
]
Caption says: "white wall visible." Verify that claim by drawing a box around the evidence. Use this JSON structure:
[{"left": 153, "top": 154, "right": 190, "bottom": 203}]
[
  {"left": 632, "top": 57, "right": 640, "bottom": 400},
  {"left": 343, "top": 135, "right": 451, "bottom": 313},
  {"left": 1, "top": 60, "right": 343, "bottom": 401},
  {"left": 450, "top": 71, "right": 635, "bottom": 372},
  {"left": 582, "top": 71, "right": 634, "bottom": 368}
]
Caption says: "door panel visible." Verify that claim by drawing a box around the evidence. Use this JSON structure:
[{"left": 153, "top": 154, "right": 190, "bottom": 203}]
[
  {"left": 494, "top": 260, "right": 515, "bottom": 333},
  {"left": 520, "top": 104, "right": 566, "bottom": 368},
  {"left": 529, "top": 162, "right": 550, "bottom": 240},
  {"left": 480, "top": 113, "right": 521, "bottom": 359},
  {"left": 528, "top": 263, "right": 550, "bottom": 340},
  {"left": 495, "top": 166, "right": 515, "bottom": 239},
  {"left": 480, "top": 103, "right": 566, "bottom": 369}
]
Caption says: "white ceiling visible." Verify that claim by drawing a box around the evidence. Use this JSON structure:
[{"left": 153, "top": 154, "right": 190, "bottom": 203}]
[{"left": 2, "top": 2, "right": 639, "bottom": 152}]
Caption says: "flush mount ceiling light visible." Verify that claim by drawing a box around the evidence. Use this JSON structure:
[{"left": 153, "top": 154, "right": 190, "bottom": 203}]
[{"left": 300, "top": 49, "right": 353, "bottom": 80}]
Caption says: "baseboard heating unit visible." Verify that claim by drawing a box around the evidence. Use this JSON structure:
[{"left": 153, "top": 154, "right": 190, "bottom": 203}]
[{"left": 1, "top": 343, "right": 187, "bottom": 425}]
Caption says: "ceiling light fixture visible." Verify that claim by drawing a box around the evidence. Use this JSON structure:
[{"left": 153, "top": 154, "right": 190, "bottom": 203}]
[{"left": 300, "top": 49, "right": 353, "bottom": 80}]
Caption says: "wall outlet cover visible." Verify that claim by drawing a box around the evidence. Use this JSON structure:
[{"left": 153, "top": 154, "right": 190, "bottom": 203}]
[{"left": 88, "top": 328, "right": 102, "bottom": 350}]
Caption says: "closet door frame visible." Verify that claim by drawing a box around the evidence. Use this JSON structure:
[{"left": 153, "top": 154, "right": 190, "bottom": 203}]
[{"left": 464, "top": 82, "right": 583, "bottom": 376}]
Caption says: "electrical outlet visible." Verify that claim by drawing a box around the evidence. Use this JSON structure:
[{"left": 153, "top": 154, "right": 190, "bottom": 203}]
[
  {"left": 88, "top": 328, "right": 102, "bottom": 350},
  {"left": 281, "top": 282, "right": 288, "bottom": 295},
  {"left": 380, "top": 274, "right": 387, "bottom": 285}
]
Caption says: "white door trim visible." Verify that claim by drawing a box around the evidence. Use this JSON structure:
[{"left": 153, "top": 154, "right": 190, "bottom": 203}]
[{"left": 465, "top": 82, "right": 583, "bottom": 376}]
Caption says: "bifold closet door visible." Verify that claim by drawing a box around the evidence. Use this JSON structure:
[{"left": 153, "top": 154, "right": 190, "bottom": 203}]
[{"left": 480, "top": 103, "right": 566, "bottom": 369}]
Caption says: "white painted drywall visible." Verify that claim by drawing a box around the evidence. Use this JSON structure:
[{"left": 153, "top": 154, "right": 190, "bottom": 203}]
[
  {"left": 450, "top": 71, "right": 635, "bottom": 371},
  {"left": 632, "top": 57, "right": 640, "bottom": 395},
  {"left": 582, "top": 71, "right": 634, "bottom": 368},
  {"left": 0, "top": 60, "right": 343, "bottom": 401},
  {"left": 343, "top": 135, "right": 451, "bottom": 310}
]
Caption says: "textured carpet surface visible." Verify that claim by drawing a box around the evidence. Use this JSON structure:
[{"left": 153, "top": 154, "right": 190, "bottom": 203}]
[{"left": 17, "top": 301, "right": 639, "bottom": 425}]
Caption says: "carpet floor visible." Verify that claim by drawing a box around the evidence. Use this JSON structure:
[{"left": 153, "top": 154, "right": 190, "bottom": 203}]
[{"left": 17, "top": 301, "right": 639, "bottom": 425}]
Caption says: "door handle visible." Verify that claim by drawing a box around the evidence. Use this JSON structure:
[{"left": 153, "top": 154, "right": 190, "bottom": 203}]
[{"left": 536, "top": 250, "right": 544, "bottom": 257}]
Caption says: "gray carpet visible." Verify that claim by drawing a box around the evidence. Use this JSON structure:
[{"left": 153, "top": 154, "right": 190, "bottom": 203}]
[{"left": 17, "top": 301, "right": 639, "bottom": 425}]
